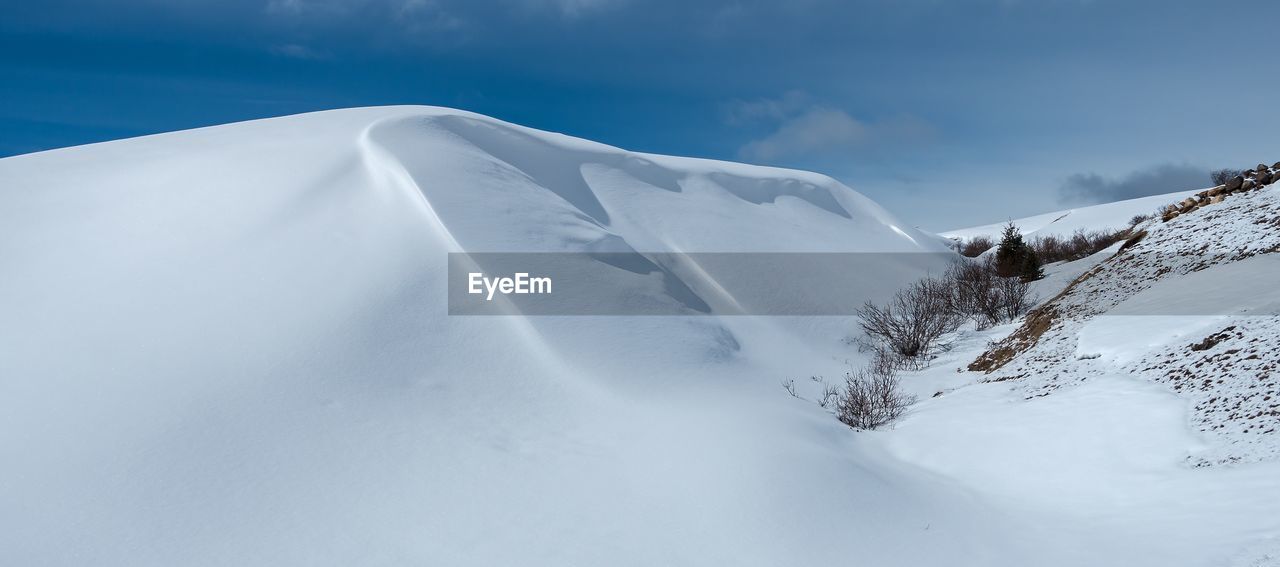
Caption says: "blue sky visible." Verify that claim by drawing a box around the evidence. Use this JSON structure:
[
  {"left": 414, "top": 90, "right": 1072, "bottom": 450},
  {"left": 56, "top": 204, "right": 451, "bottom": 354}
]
[{"left": 3, "top": 0, "right": 1277, "bottom": 230}]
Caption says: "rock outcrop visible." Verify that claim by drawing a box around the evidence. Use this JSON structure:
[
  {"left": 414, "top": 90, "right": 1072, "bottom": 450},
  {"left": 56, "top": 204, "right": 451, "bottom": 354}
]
[{"left": 1161, "top": 161, "right": 1278, "bottom": 222}]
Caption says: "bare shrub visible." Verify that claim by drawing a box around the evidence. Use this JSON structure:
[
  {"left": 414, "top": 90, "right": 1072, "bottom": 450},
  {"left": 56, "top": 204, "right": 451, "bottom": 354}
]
[
  {"left": 836, "top": 362, "right": 916, "bottom": 430},
  {"left": 946, "top": 256, "right": 1032, "bottom": 329},
  {"left": 1128, "top": 213, "right": 1150, "bottom": 227},
  {"left": 1211, "top": 168, "right": 1243, "bottom": 186},
  {"left": 993, "top": 269, "right": 1033, "bottom": 322},
  {"left": 1028, "top": 228, "right": 1127, "bottom": 264},
  {"left": 818, "top": 382, "right": 841, "bottom": 409},
  {"left": 859, "top": 252, "right": 1037, "bottom": 367},
  {"left": 956, "top": 235, "right": 994, "bottom": 258},
  {"left": 948, "top": 257, "right": 1001, "bottom": 328},
  {"left": 856, "top": 276, "right": 961, "bottom": 365},
  {"left": 781, "top": 378, "right": 799, "bottom": 398},
  {"left": 1032, "top": 234, "right": 1065, "bottom": 264}
]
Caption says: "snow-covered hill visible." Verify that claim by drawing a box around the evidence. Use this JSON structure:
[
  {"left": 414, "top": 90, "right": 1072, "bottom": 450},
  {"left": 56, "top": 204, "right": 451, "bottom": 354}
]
[
  {"left": 0, "top": 106, "right": 993, "bottom": 566},
  {"left": 942, "top": 189, "right": 1202, "bottom": 241},
  {"left": 896, "top": 178, "right": 1280, "bottom": 567},
  {"left": 968, "top": 180, "right": 1280, "bottom": 464},
  {"left": 3, "top": 107, "right": 1279, "bottom": 566}
]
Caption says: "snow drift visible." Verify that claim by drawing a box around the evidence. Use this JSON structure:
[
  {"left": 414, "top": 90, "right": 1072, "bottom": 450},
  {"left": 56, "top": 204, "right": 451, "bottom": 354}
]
[{"left": 0, "top": 106, "right": 1004, "bottom": 566}]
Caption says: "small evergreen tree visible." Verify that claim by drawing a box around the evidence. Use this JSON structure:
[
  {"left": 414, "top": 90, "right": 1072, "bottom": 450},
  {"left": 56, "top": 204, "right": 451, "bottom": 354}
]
[
  {"left": 1018, "top": 247, "right": 1044, "bottom": 282},
  {"left": 994, "top": 222, "right": 1024, "bottom": 278},
  {"left": 994, "top": 222, "right": 1043, "bottom": 281}
]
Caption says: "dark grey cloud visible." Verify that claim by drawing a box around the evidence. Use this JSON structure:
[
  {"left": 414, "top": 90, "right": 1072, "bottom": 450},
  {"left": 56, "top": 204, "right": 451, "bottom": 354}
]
[{"left": 1058, "top": 163, "right": 1210, "bottom": 204}]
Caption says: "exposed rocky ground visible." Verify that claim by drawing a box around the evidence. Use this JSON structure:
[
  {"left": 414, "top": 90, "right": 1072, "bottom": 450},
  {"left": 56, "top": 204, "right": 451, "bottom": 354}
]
[{"left": 1163, "top": 162, "right": 1280, "bottom": 221}]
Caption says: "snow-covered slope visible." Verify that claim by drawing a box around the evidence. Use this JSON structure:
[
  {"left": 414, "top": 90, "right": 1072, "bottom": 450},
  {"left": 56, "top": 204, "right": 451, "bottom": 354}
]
[
  {"left": 0, "top": 106, "right": 1015, "bottom": 566},
  {"left": 942, "top": 189, "right": 1202, "bottom": 241},
  {"left": 969, "top": 181, "right": 1280, "bottom": 464},
  {"left": 887, "top": 182, "right": 1280, "bottom": 567},
  {"left": 4, "top": 106, "right": 1279, "bottom": 566}
]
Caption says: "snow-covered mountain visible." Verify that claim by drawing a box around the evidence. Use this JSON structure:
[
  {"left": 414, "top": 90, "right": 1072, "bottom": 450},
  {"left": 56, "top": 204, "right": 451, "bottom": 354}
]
[
  {"left": 942, "top": 189, "right": 1202, "bottom": 241},
  {"left": 3, "top": 106, "right": 1279, "bottom": 566}
]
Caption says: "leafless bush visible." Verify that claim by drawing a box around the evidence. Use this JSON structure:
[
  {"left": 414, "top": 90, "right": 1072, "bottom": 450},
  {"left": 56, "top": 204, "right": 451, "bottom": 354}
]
[
  {"left": 1211, "top": 168, "right": 1243, "bottom": 186},
  {"left": 836, "top": 362, "right": 916, "bottom": 430},
  {"left": 857, "top": 276, "right": 961, "bottom": 365},
  {"left": 781, "top": 378, "right": 799, "bottom": 398},
  {"left": 1128, "top": 213, "right": 1150, "bottom": 227},
  {"left": 818, "top": 382, "right": 841, "bottom": 409},
  {"left": 992, "top": 268, "right": 1033, "bottom": 321},
  {"left": 1031, "top": 234, "right": 1066, "bottom": 264},
  {"left": 946, "top": 256, "right": 1032, "bottom": 329},
  {"left": 1028, "top": 228, "right": 1127, "bottom": 264},
  {"left": 948, "top": 258, "right": 1001, "bottom": 327},
  {"left": 955, "top": 235, "right": 994, "bottom": 258},
  {"left": 858, "top": 253, "right": 1037, "bottom": 368}
]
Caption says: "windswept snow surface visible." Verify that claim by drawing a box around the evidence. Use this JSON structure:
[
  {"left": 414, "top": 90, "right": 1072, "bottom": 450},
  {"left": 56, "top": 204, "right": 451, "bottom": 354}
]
[
  {"left": 942, "top": 189, "right": 1201, "bottom": 241},
  {"left": 2, "top": 106, "right": 1277, "bottom": 566}
]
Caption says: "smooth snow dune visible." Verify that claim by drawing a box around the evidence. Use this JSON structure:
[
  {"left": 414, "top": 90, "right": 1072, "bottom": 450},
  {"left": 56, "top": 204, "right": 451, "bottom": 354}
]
[
  {"left": 941, "top": 189, "right": 1202, "bottom": 241},
  {"left": 0, "top": 106, "right": 1251, "bottom": 566},
  {"left": 0, "top": 106, "right": 1009, "bottom": 566}
]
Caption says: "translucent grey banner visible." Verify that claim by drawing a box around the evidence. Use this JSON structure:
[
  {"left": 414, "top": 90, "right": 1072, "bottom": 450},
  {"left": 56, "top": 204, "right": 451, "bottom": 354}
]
[
  {"left": 447, "top": 252, "right": 1280, "bottom": 316},
  {"left": 448, "top": 252, "right": 954, "bottom": 316}
]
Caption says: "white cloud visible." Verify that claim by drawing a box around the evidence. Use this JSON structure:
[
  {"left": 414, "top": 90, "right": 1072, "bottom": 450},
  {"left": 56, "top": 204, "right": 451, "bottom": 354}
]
[
  {"left": 548, "top": 0, "right": 625, "bottom": 18},
  {"left": 263, "top": 0, "right": 326, "bottom": 16},
  {"left": 722, "top": 90, "right": 811, "bottom": 126},
  {"left": 731, "top": 92, "right": 935, "bottom": 163},
  {"left": 270, "top": 43, "right": 326, "bottom": 59},
  {"left": 261, "top": 0, "right": 611, "bottom": 36},
  {"left": 738, "top": 107, "right": 868, "bottom": 162}
]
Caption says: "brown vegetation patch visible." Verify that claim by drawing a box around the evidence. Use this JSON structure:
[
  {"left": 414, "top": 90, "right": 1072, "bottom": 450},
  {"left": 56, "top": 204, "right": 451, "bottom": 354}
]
[
  {"left": 968, "top": 305, "right": 1058, "bottom": 373},
  {"left": 1117, "top": 229, "right": 1147, "bottom": 253},
  {"left": 1190, "top": 326, "right": 1237, "bottom": 352},
  {"left": 956, "top": 235, "right": 994, "bottom": 258}
]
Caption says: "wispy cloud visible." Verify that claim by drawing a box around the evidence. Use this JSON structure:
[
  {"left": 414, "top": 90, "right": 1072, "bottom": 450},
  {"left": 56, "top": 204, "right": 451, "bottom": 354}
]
[
  {"left": 738, "top": 107, "right": 867, "bottom": 162},
  {"left": 270, "top": 43, "right": 327, "bottom": 60},
  {"left": 263, "top": 0, "right": 614, "bottom": 26},
  {"left": 727, "top": 91, "right": 934, "bottom": 163},
  {"left": 543, "top": 0, "right": 627, "bottom": 18},
  {"left": 722, "top": 90, "right": 812, "bottom": 126}
]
